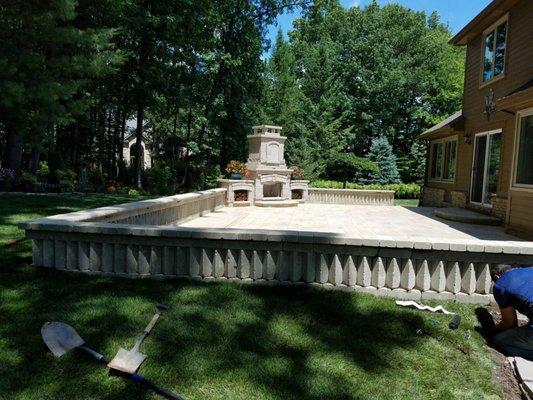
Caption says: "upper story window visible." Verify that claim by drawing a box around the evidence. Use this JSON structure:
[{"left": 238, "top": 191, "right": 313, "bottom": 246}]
[
  {"left": 482, "top": 18, "right": 507, "bottom": 83},
  {"left": 429, "top": 137, "right": 457, "bottom": 182}
]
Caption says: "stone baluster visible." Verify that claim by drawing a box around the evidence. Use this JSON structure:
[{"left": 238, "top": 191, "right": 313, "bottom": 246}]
[
  {"left": 476, "top": 263, "right": 492, "bottom": 294},
  {"left": 343, "top": 255, "right": 357, "bottom": 286},
  {"left": 237, "top": 250, "right": 251, "bottom": 279},
  {"left": 415, "top": 259, "right": 430, "bottom": 291},
  {"left": 290, "top": 251, "right": 302, "bottom": 282},
  {"left": 446, "top": 262, "right": 462, "bottom": 294},
  {"left": 226, "top": 249, "right": 238, "bottom": 279},
  {"left": 400, "top": 259, "right": 416, "bottom": 290},
  {"left": 430, "top": 260, "right": 446, "bottom": 292},
  {"left": 357, "top": 256, "right": 371, "bottom": 286},
  {"left": 461, "top": 263, "right": 476, "bottom": 294},
  {"left": 329, "top": 254, "right": 343, "bottom": 285},
  {"left": 385, "top": 257, "right": 401, "bottom": 289},
  {"left": 371, "top": 257, "right": 386, "bottom": 288}
]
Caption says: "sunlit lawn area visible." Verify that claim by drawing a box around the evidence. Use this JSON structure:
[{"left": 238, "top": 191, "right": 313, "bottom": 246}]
[
  {"left": 394, "top": 198, "right": 419, "bottom": 207},
  {"left": 0, "top": 194, "right": 502, "bottom": 399}
]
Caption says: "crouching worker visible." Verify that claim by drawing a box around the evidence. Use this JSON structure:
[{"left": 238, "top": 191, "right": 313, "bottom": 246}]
[{"left": 490, "top": 264, "right": 533, "bottom": 360}]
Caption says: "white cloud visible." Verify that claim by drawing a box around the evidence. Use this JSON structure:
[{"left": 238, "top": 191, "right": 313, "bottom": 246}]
[{"left": 350, "top": 0, "right": 360, "bottom": 8}]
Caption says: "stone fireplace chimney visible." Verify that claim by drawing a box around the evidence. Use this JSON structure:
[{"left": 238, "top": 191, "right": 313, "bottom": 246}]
[{"left": 246, "top": 125, "right": 293, "bottom": 202}]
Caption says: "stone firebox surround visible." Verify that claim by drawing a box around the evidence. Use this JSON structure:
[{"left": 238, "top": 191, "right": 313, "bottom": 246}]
[
  {"left": 219, "top": 125, "right": 312, "bottom": 206},
  {"left": 21, "top": 187, "right": 533, "bottom": 304}
]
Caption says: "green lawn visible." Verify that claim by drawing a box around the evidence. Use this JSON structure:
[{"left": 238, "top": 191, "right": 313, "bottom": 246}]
[
  {"left": 394, "top": 198, "right": 419, "bottom": 207},
  {"left": 0, "top": 194, "right": 502, "bottom": 399}
]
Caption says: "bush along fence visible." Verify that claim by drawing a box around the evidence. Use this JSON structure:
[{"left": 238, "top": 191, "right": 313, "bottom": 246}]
[
  {"left": 310, "top": 180, "right": 421, "bottom": 199},
  {"left": 21, "top": 188, "right": 533, "bottom": 304}
]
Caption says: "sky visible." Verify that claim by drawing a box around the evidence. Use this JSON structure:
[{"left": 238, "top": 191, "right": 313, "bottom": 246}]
[{"left": 264, "top": 0, "right": 492, "bottom": 57}]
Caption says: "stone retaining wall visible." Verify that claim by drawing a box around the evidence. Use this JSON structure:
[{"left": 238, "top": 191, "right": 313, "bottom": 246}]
[
  {"left": 23, "top": 227, "right": 533, "bottom": 304},
  {"left": 28, "top": 189, "right": 227, "bottom": 227},
  {"left": 21, "top": 188, "right": 533, "bottom": 303},
  {"left": 308, "top": 188, "right": 394, "bottom": 205}
]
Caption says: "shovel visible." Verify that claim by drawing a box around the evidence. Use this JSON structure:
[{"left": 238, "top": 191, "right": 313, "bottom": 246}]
[
  {"left": 108, "top": 303, "right": 168, "bottom": 374},
  {"left": 41, "top": 322, "right": 184, "bottom": 400}
]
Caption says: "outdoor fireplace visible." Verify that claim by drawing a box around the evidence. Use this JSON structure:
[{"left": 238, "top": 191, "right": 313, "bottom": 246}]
[
  {"left": 219, "top": 124, "right": 309, "bottom": 206},
  {"left": 263, "top": 182, "right": 282, "bottom": 198}
]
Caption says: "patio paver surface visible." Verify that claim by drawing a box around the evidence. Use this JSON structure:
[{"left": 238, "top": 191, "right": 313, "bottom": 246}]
[{"left": 178, "top": 204, "right": 525, "bottom": 243}]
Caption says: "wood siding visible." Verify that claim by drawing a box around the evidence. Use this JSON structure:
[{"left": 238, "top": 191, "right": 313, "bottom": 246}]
[
  {"left": 425, "top": 0, "right": 533, "bottom": 239},
  {"left": 508, "top": 190, "right": 533, "bottom": 239}
]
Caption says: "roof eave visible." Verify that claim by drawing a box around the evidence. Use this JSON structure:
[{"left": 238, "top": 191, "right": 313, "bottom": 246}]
[{"left": 450, "top": 0, "right": 519, "bottom": 46}]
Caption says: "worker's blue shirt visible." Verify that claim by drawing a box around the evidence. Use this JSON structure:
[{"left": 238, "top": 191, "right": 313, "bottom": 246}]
[{"left": 493, "top": 267, "right": 533, "bottom": 328}]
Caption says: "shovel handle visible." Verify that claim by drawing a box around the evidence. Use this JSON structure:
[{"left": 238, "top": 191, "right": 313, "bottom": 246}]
[
  {"left": 144, "top": 312, "right": 160, "bottom": 334},
  {"left": 132, "top": 313, "right": 160, "bottom": 353},
  {"left": 78, "top": 345, "right": 109, "bottom": 364},
  {"left": 129, "top": 372, "right": 185, "bottom": 400}
]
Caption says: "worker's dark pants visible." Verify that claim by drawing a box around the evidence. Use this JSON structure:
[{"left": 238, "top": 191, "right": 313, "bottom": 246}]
[{"left": 494, "top": 325, "right": 533, "bottom": 360}]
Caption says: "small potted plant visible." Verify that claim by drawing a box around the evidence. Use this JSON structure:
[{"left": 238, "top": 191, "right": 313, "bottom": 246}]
[
  {"left": 290, "top": 166, "right": 305, "bottom": 180},
  {"left": 225, "top": 160, "right": 248, "bottom": 180}
]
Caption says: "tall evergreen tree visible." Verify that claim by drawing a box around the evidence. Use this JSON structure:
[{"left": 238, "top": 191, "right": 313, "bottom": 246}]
[
  {"left": 0, "top": 0, "right": 120, "bottom": 177},
  {"left": 366, "top": 136, "right": 400, "bottom": 184}
]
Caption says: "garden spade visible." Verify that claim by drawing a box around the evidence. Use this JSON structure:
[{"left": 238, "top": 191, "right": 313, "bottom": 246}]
[
  {"left": 108, "top": 303, "right": 168, "bottom": 374},
  {"left": 41, "top": 321, "right": 184, "bottom": 400},
  {"left": 41, "top": 322, "right": 107, "bottom": 363}
]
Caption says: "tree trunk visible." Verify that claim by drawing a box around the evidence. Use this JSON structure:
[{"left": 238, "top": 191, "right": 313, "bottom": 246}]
[
  {"left": 3, "top": 126, "right": 23, "bottom": 178},
  {"left": 28, "top": 146, "right": 40, "bottom": 175},
  {"left": 134, "top": 101, "right": 144, "bottom": 189}
]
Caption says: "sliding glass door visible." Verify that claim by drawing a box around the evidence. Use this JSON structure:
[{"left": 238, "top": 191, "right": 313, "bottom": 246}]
[{"left": 470, "top": 130, "right": 501, "bottom": 206}]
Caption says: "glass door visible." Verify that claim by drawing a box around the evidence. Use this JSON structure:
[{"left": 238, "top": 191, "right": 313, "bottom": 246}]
[{"left": 470, "top": 131, "right": 501, "bottom": 206}]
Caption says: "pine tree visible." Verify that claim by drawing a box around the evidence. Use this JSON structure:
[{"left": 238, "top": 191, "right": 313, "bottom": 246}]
[
  {"left": 0, "top": 0, "right": 121, "bottom": 177},
  {"left": 366, "top": 136, "right": 401, "bottom": 184}
]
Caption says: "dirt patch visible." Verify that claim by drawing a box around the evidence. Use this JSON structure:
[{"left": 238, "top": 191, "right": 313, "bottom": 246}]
[
  {"left": 490, "top": 348, "right": 524, "bottom": 400},
  {"left": 482, "top": 306, "right": 528, "bottom": 400}
]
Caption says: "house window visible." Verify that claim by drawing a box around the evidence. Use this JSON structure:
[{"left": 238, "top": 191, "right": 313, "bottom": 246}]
[
  {"left": 429, "top": 137, "right": 457, "bottom": 181},
  {"left": 482, "top": 20, "right": 507, "bottom": 83},
  {"left": 515, "top": 114, "right": 533, "bottom": 186}
]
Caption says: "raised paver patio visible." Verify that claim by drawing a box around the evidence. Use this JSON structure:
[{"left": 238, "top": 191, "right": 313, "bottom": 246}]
[
  {"left": 21, "top": 190, "right": 533, "bottom": 303},
  {"left": 179, "top": 204, "right": 520, "bottom": 243}
]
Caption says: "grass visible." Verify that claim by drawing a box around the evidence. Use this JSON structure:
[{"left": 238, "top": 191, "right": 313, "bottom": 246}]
[
  {"left": 394, "top": 199, "right": 420, "bottom": 207},
  {"left": 0, "top": 194, "right": 503, "bottom": 400}
]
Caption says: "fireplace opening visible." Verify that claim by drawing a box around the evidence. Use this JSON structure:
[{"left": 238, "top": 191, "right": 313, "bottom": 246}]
[
  {"left": 263, "top": 182, "right": 282, "bottom": 198},
  {"left": 292, "top": 189, "right": 303, "bottom": 200},
  {"left": 234, "top": 190, "right": 248, "bottom": 202}
]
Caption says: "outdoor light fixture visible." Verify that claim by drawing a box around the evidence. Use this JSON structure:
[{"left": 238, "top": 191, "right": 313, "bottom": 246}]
[
  {"left": 484, "top": 88, "right": 496, "bottom": 120},
  {"left": 464, "top": 132, "right": 472, "bottom": 144}
]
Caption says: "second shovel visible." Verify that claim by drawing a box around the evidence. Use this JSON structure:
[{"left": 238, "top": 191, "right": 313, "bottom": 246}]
[{"left": 108, "top": 303, "right": 168, "bottom": 373}]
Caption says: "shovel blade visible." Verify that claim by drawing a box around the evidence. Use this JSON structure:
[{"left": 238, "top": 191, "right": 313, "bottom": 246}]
[
  {"left": 41, "top": 322, "right": 85, "bottom": 357},
  {"left": 107, "top": 347, "right": 146, "bottom": 374}
]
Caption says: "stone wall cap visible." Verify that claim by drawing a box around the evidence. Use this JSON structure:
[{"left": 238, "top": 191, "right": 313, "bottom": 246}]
[
  {"left": 252, "top": 125, "right": 282, "bottom": 130},
  {"left": 309, "top": 188, "right": 395, "bottom": 194},
  {"left": 20, "top": 188, "right": 227, "bottom": 229},
  {"left": 21, "top": 218, "right": 532, "bottom": 255},
  {"left": 217, "top": 179, "right": 255, "bottom": 183}
]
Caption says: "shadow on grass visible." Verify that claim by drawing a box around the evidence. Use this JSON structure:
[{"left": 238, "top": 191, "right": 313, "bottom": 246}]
[{"left": 0, "top": 256, "right": 426, "bottom": 400}]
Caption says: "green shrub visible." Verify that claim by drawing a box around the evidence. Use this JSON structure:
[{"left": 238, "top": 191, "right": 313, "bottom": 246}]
[
  {"left": 310, "top": 180, "right": 421, "bottom": 199},
  {"left": 38, "top": 161, "right": 50, "bottom": 181},
  {"left": 56, "top": 168, "right": 77, "bottom": 192},
  {"left": 88, "top": 169, "right": 107, "bottom": 192},
  {"left": 128, "top": 188, "right": 140, "bottom": 197},
  {"left": 324, "top": 153, "right": 378, "bottom": 188},
  {"left": 204, "top": 165, "right": 222, "bottom": 189},
  {"left": 20, "top": 171, "right": 38, "bottom": 185},
  {"left": 144, "top": 166, "right": 173, "bottom": 195}
]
